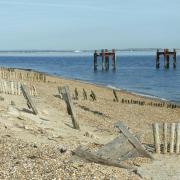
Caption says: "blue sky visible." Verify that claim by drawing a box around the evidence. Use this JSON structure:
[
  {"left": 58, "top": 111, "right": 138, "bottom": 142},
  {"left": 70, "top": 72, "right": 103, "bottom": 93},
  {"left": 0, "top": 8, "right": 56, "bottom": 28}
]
[{"left": 0, "top": 0, "right": 180, "bottom": 50}]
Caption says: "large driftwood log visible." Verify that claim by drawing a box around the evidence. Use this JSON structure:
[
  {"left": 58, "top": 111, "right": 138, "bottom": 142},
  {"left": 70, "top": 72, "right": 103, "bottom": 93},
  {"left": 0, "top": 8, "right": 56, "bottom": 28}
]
[{"left": 21, "top": 84, "right": 38, "bottom": 115}]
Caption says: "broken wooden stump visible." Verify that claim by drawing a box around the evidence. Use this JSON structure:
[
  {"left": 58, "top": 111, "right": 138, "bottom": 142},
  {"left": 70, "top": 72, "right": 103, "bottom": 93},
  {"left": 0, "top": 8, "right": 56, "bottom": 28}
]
[
  {"left": 113, "top": 89, "right": 119, "bottom": 102},
  {"left": 61, "top": 86, "right": 80, "bottom": 130},
  {"left": 90, "top": 90, "right": 96, "bottom": 101},
  {"left": 74, "top": 88, "right": 78, "bottom": 100},
  {"left": 21, "top": 84, "right": 38, "bottom": 115},
  {"left": 83, "top": 88, "right": 87, "bottom": 100}
]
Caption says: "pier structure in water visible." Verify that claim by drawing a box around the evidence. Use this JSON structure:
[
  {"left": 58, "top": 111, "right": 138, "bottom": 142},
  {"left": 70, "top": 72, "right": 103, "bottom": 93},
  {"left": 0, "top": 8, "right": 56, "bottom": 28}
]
[
  {"left": 156, "top": 49, "right": 176, "bottom": 69},
  {"left": 93, "top": 49, "right": 116, "bottom": 71}
]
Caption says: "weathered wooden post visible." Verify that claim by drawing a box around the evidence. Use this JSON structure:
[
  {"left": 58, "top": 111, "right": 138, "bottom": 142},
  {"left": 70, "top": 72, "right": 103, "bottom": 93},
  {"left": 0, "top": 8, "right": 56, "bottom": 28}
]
[
  {"left": 90, "top": 90, "right": 96, "bottom": 101},
  {"left": 163, "top": 123, "right": 168, "bottom": 154},
  {"left": 10, "top": 81, "right": 14, "bottom": 95},
  {"left": 167, "top": 55, "right": 170, "bottom": 69},
  {"left": 21, "top": 84, "right": 38, "bottom": 115},
  {"left": 170, "top": 123, "right": 175, "bottom": 153},
  {"left": 83, "top": 88, "right": 87, "bottom": 100},
  {"left": 101, "top": 49, "right": 105, "bottom": 70},
  {"left": 74, "top": 88, "right": 78, "bottom": 100},
  {"left": 173, "top": 49, "right": 176, "bottom": 69},
  {"left": 164, "top": 49, "right": 169, "bottom": 69},
  {"left": 105, "top": 49, "right": 109, "bottom": 70},
  {"left": 113, "top": 89, "right": 119, "bottom": 102},
  {"left": 94, "top": 50, "right": 98, "bottom": 71},
  {"left": 112, "top": 49, "right": 116, "bottom": 70},
  {"left": 17, "top": 82, "right": 21, "bottom": 95},
  {"left": 153, "top": 123, "right": 160, "bottom": 154},
  {"left": 156, "top": 49, "right": 160, "bottom": 69},
  {"left": 61, "top": 86, "right": 80, "bottom": 130},
  {"left": 176, "top": 123, "right": 180, "bottom": 153}
]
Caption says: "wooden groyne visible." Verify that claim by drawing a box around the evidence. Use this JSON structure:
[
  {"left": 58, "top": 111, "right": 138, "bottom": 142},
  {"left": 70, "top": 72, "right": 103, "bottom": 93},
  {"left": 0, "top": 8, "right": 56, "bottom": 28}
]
[
  {"left": 0, "top": 67, "right": 47, "bottom": 82},
  {"left": 156, "top": 49, "right": 176, "bottom": 69},
  {"left": 93, "top": 49, "right": 116, "bottom": 70}
]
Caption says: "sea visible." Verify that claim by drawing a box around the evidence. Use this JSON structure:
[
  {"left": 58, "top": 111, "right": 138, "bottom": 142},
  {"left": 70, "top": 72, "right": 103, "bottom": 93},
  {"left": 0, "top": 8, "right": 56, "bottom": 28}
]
[{"left": 0, "top": 50, "right": 179, "bottom": 104}]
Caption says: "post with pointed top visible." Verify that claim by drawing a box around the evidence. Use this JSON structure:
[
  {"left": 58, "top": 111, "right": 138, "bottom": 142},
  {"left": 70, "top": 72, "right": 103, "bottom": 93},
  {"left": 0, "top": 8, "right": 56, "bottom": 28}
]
[
  {"left": 173, "top": 49, "right": 176, "bottom": 69},
  {"left": 156, "top": 49, "right": 160, "bottom": 69},
  {"left": 94, "top": 50, "right": 98, "bottom": 71},
  {"left": 112, "top": 49, "right": 116, "bottom": 70}
]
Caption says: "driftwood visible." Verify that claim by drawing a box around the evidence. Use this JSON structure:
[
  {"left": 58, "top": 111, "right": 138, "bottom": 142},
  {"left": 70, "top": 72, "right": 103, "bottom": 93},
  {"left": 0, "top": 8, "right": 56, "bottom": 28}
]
[
  {"left": 74, "top": 122, "right": 153, "bottom": 169},
  {"left": 74, "top": 146, "right": 135, "bottom": 170},
  {"left": 115, "top": 121, "right": 153, "bottom": 159},
  {"left": 21, "top": 84, "right": 38, "bottom": 115},
  {"left": 61, "top": 86, "right": 80, "bottom": 130}
]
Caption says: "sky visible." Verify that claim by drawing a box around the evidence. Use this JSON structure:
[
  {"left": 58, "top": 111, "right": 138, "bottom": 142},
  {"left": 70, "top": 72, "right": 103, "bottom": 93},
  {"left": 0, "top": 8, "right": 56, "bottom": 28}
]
[{"left": 0, "top": 0, "right": 180, "bottom": 50}]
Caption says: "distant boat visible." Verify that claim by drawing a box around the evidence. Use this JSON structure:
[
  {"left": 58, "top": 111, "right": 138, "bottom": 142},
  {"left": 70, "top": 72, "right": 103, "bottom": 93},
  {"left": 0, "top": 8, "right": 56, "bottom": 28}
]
[{"left": 74, "top": 50, "right": 81, "bottom": 53}]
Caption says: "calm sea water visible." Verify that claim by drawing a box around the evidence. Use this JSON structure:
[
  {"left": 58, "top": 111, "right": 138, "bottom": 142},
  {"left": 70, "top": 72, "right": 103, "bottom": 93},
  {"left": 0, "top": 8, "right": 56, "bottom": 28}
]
[{"left": 0, "top": 54, "right": 179, "bottom": 103}]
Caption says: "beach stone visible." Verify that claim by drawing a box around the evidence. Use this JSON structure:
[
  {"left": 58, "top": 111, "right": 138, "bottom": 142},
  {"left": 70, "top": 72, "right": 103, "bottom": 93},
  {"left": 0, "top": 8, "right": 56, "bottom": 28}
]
[{"left": 11, "top": 100, "right": 15, "bottom": 106}]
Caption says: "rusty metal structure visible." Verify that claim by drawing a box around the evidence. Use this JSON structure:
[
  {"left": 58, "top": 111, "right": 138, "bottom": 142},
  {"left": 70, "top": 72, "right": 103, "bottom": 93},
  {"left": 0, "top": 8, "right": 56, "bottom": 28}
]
[
  {"left": 156, "top": 49, "right": 176, "bottom": 69},
  {"left": 94, "top": 49, "right": 116, "bottom": 70}
]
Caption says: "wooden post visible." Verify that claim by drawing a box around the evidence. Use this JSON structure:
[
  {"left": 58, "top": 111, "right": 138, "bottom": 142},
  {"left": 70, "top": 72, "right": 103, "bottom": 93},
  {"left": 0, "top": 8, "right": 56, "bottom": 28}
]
[
  {"left": 21, "top": 84, "right": 38, "bottom": 115},
  {"left": 173, "top": 49, "right": 176, "bottom": 69},
  {"left": 156, "top": 49, "right": 160, "bottom": 69},
  {"left": 94, "top": 50, "right": 98, "bottom": 71},
  {"left": 153, "top": 123, "right": 160, "bottom": 154},
  {"left": 170, "top": 123, "right": 175, "bottom": 153},
  {"left": 32, "top": 85, "right": 37, "bottom": 96},
  {"left": 164, "top": 49, "right": 168, "bottom": 69},
  {"left": 90, "top": 90, "right": 96, "bottom": 101},
  {"left": 167, "top": 55, "right": 169, "bottom": 69},
  {"left": 113, "top": 89, "right": 119, "bottom": 102},
  {"left": 105, "top": 49, "right": 109, "bottom": 70},
  {"left": 163, "top": 123, "right": 168, "bottom": 154},
  {"left": 62, "top": 86, "right": 80, "bottom": 130},
  {"left": 10, "top": 81, "right": 14, "bottom": 95},
  {"left": 176, "top": 123, "right": 180, "bottom": 153},
  {"left": 83, "top": 88, "right": 87, "bottom": 100},
  {"left": 74, "top": 88, "right": 78, "bottom": 100},
  {"left": 101, "top": 49, "right": 105, "bottom": 70},
  {"left": 17, "top": 82, "right": 21, "bottom": 95},
  {"left": 112, "top": 49, "right": 116, "bottom": 70},
  {"left": 4, "top": 81, "right": 7, "bottom": 94}
]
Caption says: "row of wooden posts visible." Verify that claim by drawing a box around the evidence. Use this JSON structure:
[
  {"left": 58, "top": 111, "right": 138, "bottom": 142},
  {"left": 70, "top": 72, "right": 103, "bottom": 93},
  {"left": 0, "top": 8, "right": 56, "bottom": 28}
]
[
  {"left": 0, "top": 68, "right": 47, "bottom": 82},
  {"left": 153, "top": 123, "right": 180, "bottom": 154},
  {"left": 120, "top": 98, "right": 178, "bottom": 109},
  {"left": 0, "top": 80, "right": 38, "bottom": 97},
  {"left": 68, "top": 88, "right": 179, "bottom": 109},
  {"left": 74, "top": 88, "right": 96, "bottom": 101}
]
